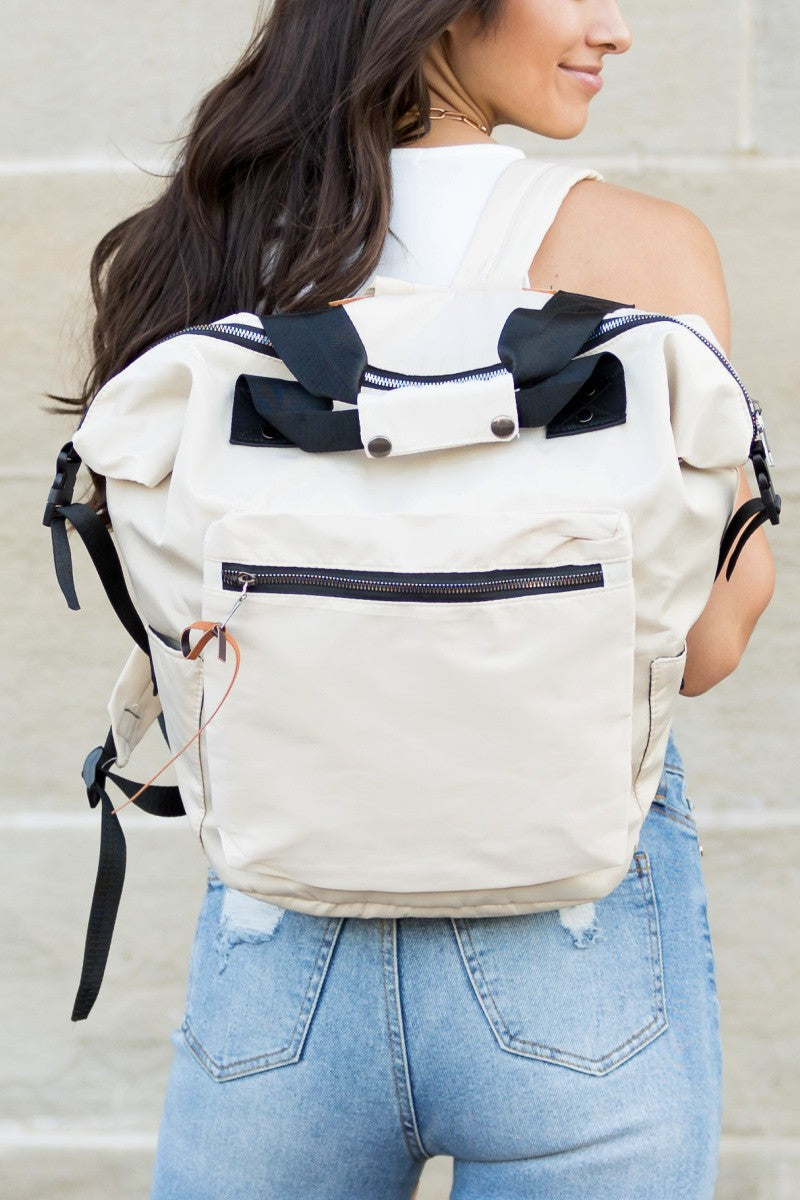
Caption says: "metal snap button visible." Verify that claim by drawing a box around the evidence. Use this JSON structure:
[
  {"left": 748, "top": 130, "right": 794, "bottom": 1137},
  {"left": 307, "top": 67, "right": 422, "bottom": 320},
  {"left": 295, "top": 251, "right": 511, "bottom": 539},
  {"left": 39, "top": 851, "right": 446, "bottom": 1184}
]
[
  {"left": 367, "top": 436, "right": 392, "bottom": 457},
  {"left": 578, "top": 409, "right": 594, "bottom": 424},
  {"left": 491, "top": 416, "right": 516, "bottom": 439}
]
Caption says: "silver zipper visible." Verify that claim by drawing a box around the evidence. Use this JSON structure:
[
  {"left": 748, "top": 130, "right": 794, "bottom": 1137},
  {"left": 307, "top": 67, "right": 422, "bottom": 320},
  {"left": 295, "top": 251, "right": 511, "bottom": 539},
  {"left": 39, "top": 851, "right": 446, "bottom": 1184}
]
[
  {"left": 221, "top": 563, "right": 604, "bottom": 600},
  {"left": 155, "top": 312, "right": 765, "bottom": 445},
  {"left": 361, "top": 366, "right": 510, "bottom": 390},
  {"left": 154, "top": 322, "right": 274, "bottom": 352},
  {"left": 583, "top": 313, "right": 761, "bottom": 440}
]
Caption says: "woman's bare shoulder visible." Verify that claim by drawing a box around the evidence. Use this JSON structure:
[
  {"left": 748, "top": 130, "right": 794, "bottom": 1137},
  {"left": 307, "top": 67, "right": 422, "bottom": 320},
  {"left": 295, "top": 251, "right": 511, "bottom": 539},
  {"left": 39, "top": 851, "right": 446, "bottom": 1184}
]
[{"left": 530, "top": 178, "right": 731, "bottom": 353}]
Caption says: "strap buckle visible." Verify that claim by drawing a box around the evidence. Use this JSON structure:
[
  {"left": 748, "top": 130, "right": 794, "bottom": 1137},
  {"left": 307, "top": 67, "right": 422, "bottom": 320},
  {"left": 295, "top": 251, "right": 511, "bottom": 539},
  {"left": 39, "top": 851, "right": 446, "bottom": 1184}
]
[
  {"left": 81, "top": 742, "right": 114, "bottom": 809},
  {"left": 750, "top": 437, "right": 781, "bottom": 526},
  {"left": 43, "top": 442, "right": 81, "bottom": 527}
]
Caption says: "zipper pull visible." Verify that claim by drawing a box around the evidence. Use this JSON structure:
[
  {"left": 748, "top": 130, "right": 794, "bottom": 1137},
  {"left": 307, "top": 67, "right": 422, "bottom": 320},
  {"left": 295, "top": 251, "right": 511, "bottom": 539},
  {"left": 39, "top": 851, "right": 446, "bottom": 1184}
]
[
  {"left": 748, "top": 407, "right": 781, "bottom": 528},
  {"left": 753, "top": 402, "right": 775, "bottom": 467},
  {"left": 217, "top": 573, "right": 255, "bottom": 662}
]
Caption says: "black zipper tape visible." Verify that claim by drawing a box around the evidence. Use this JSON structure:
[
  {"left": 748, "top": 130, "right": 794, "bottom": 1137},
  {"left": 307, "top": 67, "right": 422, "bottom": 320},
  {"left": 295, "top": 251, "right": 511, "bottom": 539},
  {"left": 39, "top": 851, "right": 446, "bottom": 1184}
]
[{"left": 221, "top": 562, "right": 604, "bottom": 603}]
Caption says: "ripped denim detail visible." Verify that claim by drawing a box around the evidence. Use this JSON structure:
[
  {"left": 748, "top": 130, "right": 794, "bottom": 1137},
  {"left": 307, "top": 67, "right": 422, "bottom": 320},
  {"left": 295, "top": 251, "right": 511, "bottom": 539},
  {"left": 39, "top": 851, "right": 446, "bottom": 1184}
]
[
  {"left": 557, "top": 901, "right": 604, "bottom": 948},
  {"left": 214, "top": 888, "right": 286, "bottom": 973}
]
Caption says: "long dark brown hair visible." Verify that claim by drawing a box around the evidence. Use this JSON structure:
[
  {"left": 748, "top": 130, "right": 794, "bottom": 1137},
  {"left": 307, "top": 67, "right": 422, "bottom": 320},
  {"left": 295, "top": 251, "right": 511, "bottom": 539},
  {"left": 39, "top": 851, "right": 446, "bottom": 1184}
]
[{"left": 61, "top": 0, "right": 504, "bottom": 514}]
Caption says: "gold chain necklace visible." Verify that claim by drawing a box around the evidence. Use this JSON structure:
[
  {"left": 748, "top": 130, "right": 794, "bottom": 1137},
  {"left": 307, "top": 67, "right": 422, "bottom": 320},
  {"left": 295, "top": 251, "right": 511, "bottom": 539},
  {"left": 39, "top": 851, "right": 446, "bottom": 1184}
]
[{"left": 428, "top": 107, "right": 489, "bottom": 134}]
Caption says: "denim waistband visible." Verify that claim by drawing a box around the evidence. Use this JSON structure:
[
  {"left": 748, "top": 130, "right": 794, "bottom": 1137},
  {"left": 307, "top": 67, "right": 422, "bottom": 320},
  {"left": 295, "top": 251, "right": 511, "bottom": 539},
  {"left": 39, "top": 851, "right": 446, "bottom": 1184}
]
[{"left": 662, "top": 728, "right": 683, "bottom": 775}]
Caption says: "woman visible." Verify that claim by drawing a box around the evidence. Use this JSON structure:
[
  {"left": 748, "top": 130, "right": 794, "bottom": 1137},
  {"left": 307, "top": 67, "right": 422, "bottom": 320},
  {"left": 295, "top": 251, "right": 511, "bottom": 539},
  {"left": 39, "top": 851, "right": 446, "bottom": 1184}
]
[{"left": 68, "top": 2, "right": 775, "bottom": 1197}]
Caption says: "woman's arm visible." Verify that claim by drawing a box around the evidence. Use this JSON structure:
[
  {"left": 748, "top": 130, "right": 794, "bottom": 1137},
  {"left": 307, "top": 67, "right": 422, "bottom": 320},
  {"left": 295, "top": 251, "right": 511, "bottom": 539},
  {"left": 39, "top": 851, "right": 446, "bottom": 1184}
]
[
  {"left": 681, "top": 466, "right": 775, "bottom": 695},
  {"left": 531, "top": 183, "right": 776, "bottom": 695}
]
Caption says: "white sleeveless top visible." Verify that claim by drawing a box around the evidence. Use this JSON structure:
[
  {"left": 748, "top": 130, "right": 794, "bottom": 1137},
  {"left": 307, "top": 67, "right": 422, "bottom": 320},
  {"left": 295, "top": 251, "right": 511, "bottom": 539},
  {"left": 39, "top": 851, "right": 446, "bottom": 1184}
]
[{"left": 375, "top": 143, "right": 527, "bottom": 286}]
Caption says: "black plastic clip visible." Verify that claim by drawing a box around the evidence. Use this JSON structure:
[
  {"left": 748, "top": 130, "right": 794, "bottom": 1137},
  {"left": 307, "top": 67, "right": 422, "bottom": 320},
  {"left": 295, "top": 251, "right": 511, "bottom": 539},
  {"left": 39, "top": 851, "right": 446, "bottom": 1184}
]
[
  {"left": 81, "top": 743, "right": 112, "bottom": 808},
  {"left": 43, "top": 442, "right": 81, "bottom": 528},
  {"left": 750, "top": 438, "right": 781, "bottom": 526}
]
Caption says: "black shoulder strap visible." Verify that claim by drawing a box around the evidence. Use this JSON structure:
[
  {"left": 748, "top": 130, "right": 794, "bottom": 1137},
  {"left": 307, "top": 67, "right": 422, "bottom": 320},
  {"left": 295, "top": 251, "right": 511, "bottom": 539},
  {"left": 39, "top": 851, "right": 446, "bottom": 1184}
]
[
  {"left": 72, "top": 730, "right": 184, "bottom": 1022},
  {"left": 44, "top": 443, "right": 184, "bottom": 1020},
  {"left": 715, "top": 435, "right": 781, "bottom": 582},
  {"left": 43, "top": 443, "right": 149, "bottom": 654}
]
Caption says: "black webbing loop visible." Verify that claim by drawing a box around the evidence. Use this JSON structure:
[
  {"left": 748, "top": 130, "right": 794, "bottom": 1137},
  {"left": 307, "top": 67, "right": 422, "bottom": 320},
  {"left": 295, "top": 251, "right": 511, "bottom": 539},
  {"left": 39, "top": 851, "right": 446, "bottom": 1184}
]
[
  {"left": 44, "top": 442, "right": 185, "bottom": 1019},
  {"left": 72, "top": 732, "right": 127, "bottom": 1021},
  {"left": 715, "top": 497, "right": 764, "bottom": 580},
  {"left": 233, "top": 293, "right": 630, "bottom": 455},
  {"left": 722, "top": 507, "right": 773, "bottom": 581},
  {"left": 50, "top": 503, "right": 149, "bottom": 654},
  {"left": 234, "top": 376, "right": 361, "bottom": 452},
  {"left": 260, "top": 305, "right": 368, "bottom": 404},
  {"left": 233, "top": 351, "right": 624, "bottom": 454},
  {"left": 497, "top": 291, "right": 628, "bottom": 386},
  {"left": 104, "top": 770, "right": 185, "bottom": 819},
  {"left": 72, "top": 731, "right": 183, "bottom": 1021},
  {"left": 516, "top": 352, "right": 623, "bottom": 430},
  {"left": 43, "top": 443, "right": 149, "bottom": 655},
  {"left": 714, "top": 434, "right": 782, "bottom": 582}
]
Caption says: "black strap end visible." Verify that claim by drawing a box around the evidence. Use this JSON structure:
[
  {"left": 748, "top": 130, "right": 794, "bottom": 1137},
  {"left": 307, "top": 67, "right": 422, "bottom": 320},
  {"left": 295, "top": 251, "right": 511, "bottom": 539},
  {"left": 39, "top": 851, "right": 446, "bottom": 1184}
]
[
  {"left": 43, "top": 442, "right": 81, "bottom": 528},
  {"left": 72, "top": 732, "right": 127, "bottom": 1021}
]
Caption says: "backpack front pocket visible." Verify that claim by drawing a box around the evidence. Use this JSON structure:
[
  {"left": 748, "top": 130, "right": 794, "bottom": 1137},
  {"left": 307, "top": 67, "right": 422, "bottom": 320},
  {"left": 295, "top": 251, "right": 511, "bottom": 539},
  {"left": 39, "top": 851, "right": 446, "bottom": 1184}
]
[{"left": 198, "top": 510, "right": 635, "bottom": 894}]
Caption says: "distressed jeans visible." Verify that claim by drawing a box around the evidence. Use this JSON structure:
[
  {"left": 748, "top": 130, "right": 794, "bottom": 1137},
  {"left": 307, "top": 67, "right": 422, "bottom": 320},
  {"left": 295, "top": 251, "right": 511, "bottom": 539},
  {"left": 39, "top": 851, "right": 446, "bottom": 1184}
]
[{"left": 151, "top": 732, "right": 722, "bottom": 1199}]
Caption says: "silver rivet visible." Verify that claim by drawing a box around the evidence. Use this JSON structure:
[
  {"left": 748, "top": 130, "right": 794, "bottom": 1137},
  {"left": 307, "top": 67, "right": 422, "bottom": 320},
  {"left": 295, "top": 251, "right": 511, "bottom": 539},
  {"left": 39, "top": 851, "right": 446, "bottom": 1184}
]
[
  {"left": 368, "top": 436, "right": 392, "bottom": 457},
  {"left": 491, "top": 416, "right": 516, "bottom": 439},
  {"left": 578, "top": 410, "right": 594, "bottom": 424}
]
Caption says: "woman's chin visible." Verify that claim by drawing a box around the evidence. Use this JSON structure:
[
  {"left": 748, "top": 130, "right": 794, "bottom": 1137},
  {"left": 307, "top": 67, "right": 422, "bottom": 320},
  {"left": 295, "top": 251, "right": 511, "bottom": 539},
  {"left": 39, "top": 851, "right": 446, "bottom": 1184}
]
[{"left": 508, "top": 110, "right": 590, "bottom": 141}]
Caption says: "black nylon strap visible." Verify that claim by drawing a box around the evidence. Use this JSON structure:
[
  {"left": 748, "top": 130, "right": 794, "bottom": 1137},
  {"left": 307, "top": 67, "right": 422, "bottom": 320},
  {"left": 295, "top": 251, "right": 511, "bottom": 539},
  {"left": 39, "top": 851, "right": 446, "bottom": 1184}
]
[
  {"left": 233, "top": 352, "right": 623, "bottom": 454},
  {"left": 51, "top": 503, "right": 149, "bottom": 655},
  {"left": 723, "top": 507, "right": 773, "bottom": 581},
  {"left": 234, "top": 375, "right": 361, "bottom": 452},
  {"left": 715, "top": 497, "right": 764, "bottom": 579},
  {"left": 497, "top": 291, "right": 627, "bottom": 386},
  {"left": 72, "top": 731, "right": 184, "bottom": 1021},
  {"left": 714, "top": 428, "right": 783, "bottom": 582},
  {"left": 50, "top": 516, "right": 80, "bottom": 609},
  {"left": 236, "top": 292, "right": 628, "bottom": 454},
  {"left": 105, "top": 771, "right": 185, "bottom": 818},
  {"left": 260, "top": 306, "right": 368, "bottom": 404},
  {"left": 517, "top": 352, "right": 623, "bottom": 429},
  {"left": 44, "top": 442, "right": 149, "bottom": 654},
  {"left": 72, "top": 732, "right": 127, "bottom": 1021}
]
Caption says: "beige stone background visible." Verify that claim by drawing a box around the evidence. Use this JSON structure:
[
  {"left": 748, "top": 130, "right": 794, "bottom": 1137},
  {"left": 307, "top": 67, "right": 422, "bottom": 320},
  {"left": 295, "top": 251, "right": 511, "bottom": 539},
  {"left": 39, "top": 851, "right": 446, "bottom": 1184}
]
[{"left": 1, "top": 2, "right": 798, "bottom": 1197}]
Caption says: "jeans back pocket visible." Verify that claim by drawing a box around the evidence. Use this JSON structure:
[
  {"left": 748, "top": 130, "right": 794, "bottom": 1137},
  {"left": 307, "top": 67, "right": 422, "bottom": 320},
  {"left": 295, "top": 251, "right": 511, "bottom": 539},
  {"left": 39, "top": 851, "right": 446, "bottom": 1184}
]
[
  {"left": 182, "top": 880, "right": 344, "bottom": 1081},
  {"left": 451, "top": 850, "right": 667, "bottom": 1076}
]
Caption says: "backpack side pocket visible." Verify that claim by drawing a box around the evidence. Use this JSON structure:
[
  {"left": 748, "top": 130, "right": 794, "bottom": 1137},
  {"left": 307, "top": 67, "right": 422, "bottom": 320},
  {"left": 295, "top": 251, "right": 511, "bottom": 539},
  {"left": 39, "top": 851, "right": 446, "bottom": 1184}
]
[
  {"left": 147, "top": 629, "right": 207, "bottom": 836},
  {"left": 635, "top": 647, "right": 687, "bottom": 810}
]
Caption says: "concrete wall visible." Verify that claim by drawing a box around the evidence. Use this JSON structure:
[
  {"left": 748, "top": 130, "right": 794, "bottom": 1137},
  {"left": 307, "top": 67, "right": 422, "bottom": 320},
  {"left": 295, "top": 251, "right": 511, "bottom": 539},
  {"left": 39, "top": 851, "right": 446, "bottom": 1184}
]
[{"left": 2, "top": 2, "right": 798, "bottom": 1197}]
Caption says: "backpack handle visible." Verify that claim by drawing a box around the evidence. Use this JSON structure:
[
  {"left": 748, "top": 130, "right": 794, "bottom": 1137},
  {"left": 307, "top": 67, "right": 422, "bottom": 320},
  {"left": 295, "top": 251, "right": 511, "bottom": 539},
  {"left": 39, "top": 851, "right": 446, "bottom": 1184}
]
[{"left": 451, "top": 158, "right": 602, "bottom": 292}]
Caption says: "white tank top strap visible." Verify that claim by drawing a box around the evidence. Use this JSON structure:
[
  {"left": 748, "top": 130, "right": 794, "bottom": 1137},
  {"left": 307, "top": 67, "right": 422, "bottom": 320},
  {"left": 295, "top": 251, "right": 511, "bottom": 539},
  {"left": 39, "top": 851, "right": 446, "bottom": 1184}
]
[{"left": 451, "top": 157, "right": 603, "bottom": 291}]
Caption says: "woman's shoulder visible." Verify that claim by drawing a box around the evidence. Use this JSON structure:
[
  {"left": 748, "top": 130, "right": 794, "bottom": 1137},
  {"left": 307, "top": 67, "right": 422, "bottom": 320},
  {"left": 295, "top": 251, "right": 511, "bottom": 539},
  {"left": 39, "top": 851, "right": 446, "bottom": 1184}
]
[{"left": 531, "top": 177, "right": 730, "bottom": 353}]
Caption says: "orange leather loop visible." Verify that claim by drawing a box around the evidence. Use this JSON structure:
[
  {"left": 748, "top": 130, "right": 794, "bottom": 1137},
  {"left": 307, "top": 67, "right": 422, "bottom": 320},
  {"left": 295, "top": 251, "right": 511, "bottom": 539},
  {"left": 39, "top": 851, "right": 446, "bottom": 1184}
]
[
  {"left": 328, "top": 294, "right": 370, "bottom": 307},
  {"left": 182, "top": 620, "right": 224, "bottom": 660},
  {"left": 111, "top": 622, "right": 241, "bottom": 815}
]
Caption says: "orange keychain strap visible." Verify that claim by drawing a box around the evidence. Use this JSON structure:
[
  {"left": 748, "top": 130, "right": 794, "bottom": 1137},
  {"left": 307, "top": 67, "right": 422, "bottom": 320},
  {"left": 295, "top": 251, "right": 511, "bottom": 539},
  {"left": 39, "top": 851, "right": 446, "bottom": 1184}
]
[{"left": 110, "top": 622, "right": 241, "bottom": 815}]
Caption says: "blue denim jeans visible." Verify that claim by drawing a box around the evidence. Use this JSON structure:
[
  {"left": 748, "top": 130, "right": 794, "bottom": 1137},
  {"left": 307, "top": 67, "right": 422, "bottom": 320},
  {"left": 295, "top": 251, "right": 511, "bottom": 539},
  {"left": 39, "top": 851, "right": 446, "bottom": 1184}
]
[{"left": 151, "top": 732, "right": 722, "bottom": 1199}]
